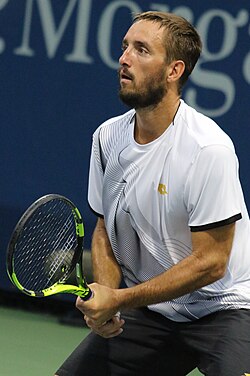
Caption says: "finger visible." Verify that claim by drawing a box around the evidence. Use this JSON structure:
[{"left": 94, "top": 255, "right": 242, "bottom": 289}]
[
  {"left": 98, "top": 328, "right": 124, "bottom": 339},
  {"left": 86, "top": 315, "right": 125, "bottom": 333},
  {"left": 84, "top": 311, "right": 125, "bottom": 330},
  {"left": 111, "top": 315, "right": 124, "bottom": 325},
  {"left": 84, "top": 316, "right": 104, "bottom": 329},
  {"left": 94, "top": 325, "right": 124, "bottom": 338},
  {"left": 76, "top": 296, "right": 87, "bottom": 314}
]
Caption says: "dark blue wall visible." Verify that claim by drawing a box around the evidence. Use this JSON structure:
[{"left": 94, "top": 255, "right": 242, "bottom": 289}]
[{"left": 1, "top": 0, "right": 250, "bottom": 293}]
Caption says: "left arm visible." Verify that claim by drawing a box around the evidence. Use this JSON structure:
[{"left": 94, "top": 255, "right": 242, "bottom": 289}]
[{"left": 77, "top": 222, "right": 235, "bottom": 325}]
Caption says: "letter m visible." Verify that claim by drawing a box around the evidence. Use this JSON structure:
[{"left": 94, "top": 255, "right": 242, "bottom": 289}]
[{"left": 15, "top": 0, "right": 90, "bottom": 60}]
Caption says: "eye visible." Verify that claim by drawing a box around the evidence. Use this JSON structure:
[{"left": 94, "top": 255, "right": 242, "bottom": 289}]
[
  {"left": 121, "top": 43, "right": 128, "bottom": 52},
  {"left": 137, "top": 46, "right": 148, "bottom": 55},
  {"left": 135, "top": 42, "right": 150, "bottom": 55}
]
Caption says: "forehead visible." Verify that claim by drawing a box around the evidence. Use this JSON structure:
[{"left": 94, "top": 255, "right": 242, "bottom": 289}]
[{"left": 123, "top": 20, "right": 165, "bottom": 47}]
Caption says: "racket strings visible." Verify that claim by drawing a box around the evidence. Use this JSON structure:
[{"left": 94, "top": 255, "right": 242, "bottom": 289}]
[
  {"left": 46, "top": 217, "right": 76, "bottom": 284},
  {"left": 13, "top": 200, "right": 78, "bottom": 292}
]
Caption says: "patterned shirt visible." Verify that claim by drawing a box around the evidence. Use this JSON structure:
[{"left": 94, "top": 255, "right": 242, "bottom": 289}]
[{"left": 88, "top": 100, "right": 250, "bottom": 322}]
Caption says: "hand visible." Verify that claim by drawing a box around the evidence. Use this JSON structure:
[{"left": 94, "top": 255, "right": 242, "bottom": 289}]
[
  {"left": 84, "top": 312, "right": 125, "bottom": 338},
  {"left": 76, "top": 282, "right": 121, "bottom": 326}
]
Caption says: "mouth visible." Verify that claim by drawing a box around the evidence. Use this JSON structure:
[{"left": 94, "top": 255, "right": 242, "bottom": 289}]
[{"left": 119, "top": 69, "right": 133, "bottom": 83}]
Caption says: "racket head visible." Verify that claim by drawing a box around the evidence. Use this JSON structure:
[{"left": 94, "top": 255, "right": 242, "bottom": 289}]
[{"left": 6, "top": 194, "right": 91, "bottom": 299}]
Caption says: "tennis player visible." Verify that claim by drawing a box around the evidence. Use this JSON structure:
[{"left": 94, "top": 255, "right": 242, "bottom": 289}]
[{"left": 56, "top": 11, "right": 250, "bottom": 376}]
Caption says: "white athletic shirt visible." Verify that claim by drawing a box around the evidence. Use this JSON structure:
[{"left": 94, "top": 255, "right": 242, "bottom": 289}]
[{"left": 88, "top": 100, "right": 250, "bottom": 322}]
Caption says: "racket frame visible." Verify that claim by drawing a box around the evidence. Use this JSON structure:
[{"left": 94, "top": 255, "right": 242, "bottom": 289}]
[{"left": 6, "top": 194, "right": 92, "bottom": 300}]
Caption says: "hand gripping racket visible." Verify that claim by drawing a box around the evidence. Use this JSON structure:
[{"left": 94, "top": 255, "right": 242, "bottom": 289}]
[{"left": 6, "top": 194, "right": 92, "bottom": 300}]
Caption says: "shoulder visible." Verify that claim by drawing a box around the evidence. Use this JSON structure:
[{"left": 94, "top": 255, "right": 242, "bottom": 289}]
[
  {"left": 176, "top": 100, "right": 235, "bottom": 151},
  {"left": 91, "top": 109, "right": 135, "bottom": 160},
  {"left": 93, "top": 109, "right": 135, "bottom": 141}
]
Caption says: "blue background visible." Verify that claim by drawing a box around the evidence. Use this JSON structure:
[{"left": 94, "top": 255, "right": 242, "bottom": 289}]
[{"left": 0, "top": 0, "right": 250, "bottom": 294}]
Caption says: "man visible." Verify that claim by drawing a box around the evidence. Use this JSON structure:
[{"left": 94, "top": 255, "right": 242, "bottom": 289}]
[{"left": 56, "top": 11, "right": 250, "bottom": 376}]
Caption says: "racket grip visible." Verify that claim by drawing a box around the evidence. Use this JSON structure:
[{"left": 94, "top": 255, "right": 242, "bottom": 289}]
[{"left": 80, "top": 287, "right": 93, "bottom": 301}]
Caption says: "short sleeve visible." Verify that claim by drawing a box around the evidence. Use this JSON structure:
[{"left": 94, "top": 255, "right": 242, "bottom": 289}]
[
  {"left": 88, "top": 131, "right": 104, "bottom": 216},
  {"left": 184, "top": 145, "right": 242, "bottom": 232}
]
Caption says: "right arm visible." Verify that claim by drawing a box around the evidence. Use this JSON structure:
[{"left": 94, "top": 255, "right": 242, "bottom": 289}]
[
  {"left": 81, "top": 217, "right": 125, "bottom": 337},
  {"left": 83, "top": 130, "right": 124, "bottom": 336},
  {"left": 91, "top": 217, "right": 122, "bottom": 288}
]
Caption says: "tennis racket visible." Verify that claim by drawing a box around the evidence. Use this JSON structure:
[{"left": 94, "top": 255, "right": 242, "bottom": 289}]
[{"left": 6, "top": 194, "right": 92, "bottom": 301}]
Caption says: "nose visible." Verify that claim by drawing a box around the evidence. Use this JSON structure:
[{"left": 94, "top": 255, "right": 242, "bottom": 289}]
[{"left": 119, "top": 48, "right": 131, "bottom": 67}]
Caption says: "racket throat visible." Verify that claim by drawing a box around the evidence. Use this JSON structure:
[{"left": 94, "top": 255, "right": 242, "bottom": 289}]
[{"left": 75, "top": 263, "right": 91, "bottom": 297}]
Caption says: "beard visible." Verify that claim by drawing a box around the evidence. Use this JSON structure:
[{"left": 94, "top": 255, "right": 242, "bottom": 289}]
[{"left": 118, "top": 68, "right": 167, "bottom": 109}]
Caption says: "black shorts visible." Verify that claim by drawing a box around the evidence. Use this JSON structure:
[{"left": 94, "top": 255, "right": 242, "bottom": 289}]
[{"left": 56, "top": 307, "right": 250, "bottom": 376}]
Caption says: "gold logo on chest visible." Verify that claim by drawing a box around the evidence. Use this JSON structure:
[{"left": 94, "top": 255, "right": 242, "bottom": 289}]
[{"left": 158, "top": 184, "right": 168, "bottom": 195}]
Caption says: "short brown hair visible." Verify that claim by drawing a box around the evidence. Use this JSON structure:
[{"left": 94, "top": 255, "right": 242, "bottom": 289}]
[{"left": 133, "top": 11, "right": 202, "bottom": 93}]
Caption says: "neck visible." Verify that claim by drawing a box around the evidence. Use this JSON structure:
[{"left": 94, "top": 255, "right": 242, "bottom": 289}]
[{"left": 134, "top": 94, "right": 180, "bottom": 144}]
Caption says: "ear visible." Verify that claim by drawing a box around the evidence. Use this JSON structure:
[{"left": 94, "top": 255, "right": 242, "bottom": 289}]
[{"left": 166, "top": 60, "right": 185, "bottom": 83}]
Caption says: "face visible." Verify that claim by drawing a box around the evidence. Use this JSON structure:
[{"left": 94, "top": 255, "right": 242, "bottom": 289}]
[{"left": 118, "top": 20, "right": 168, "bottom": 109}]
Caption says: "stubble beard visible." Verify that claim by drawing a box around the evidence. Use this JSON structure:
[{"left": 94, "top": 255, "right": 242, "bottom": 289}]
[{"left": 118, "top": 69, "right": 167, "bottom": 110}]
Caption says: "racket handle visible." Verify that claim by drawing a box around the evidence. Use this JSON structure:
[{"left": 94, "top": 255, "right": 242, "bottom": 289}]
[
  {"left": 76, "top": 271, "right": 93, "bottom": 300},
  {"left": 80, "top": 288, "right": 93, "bottom": 301}
]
